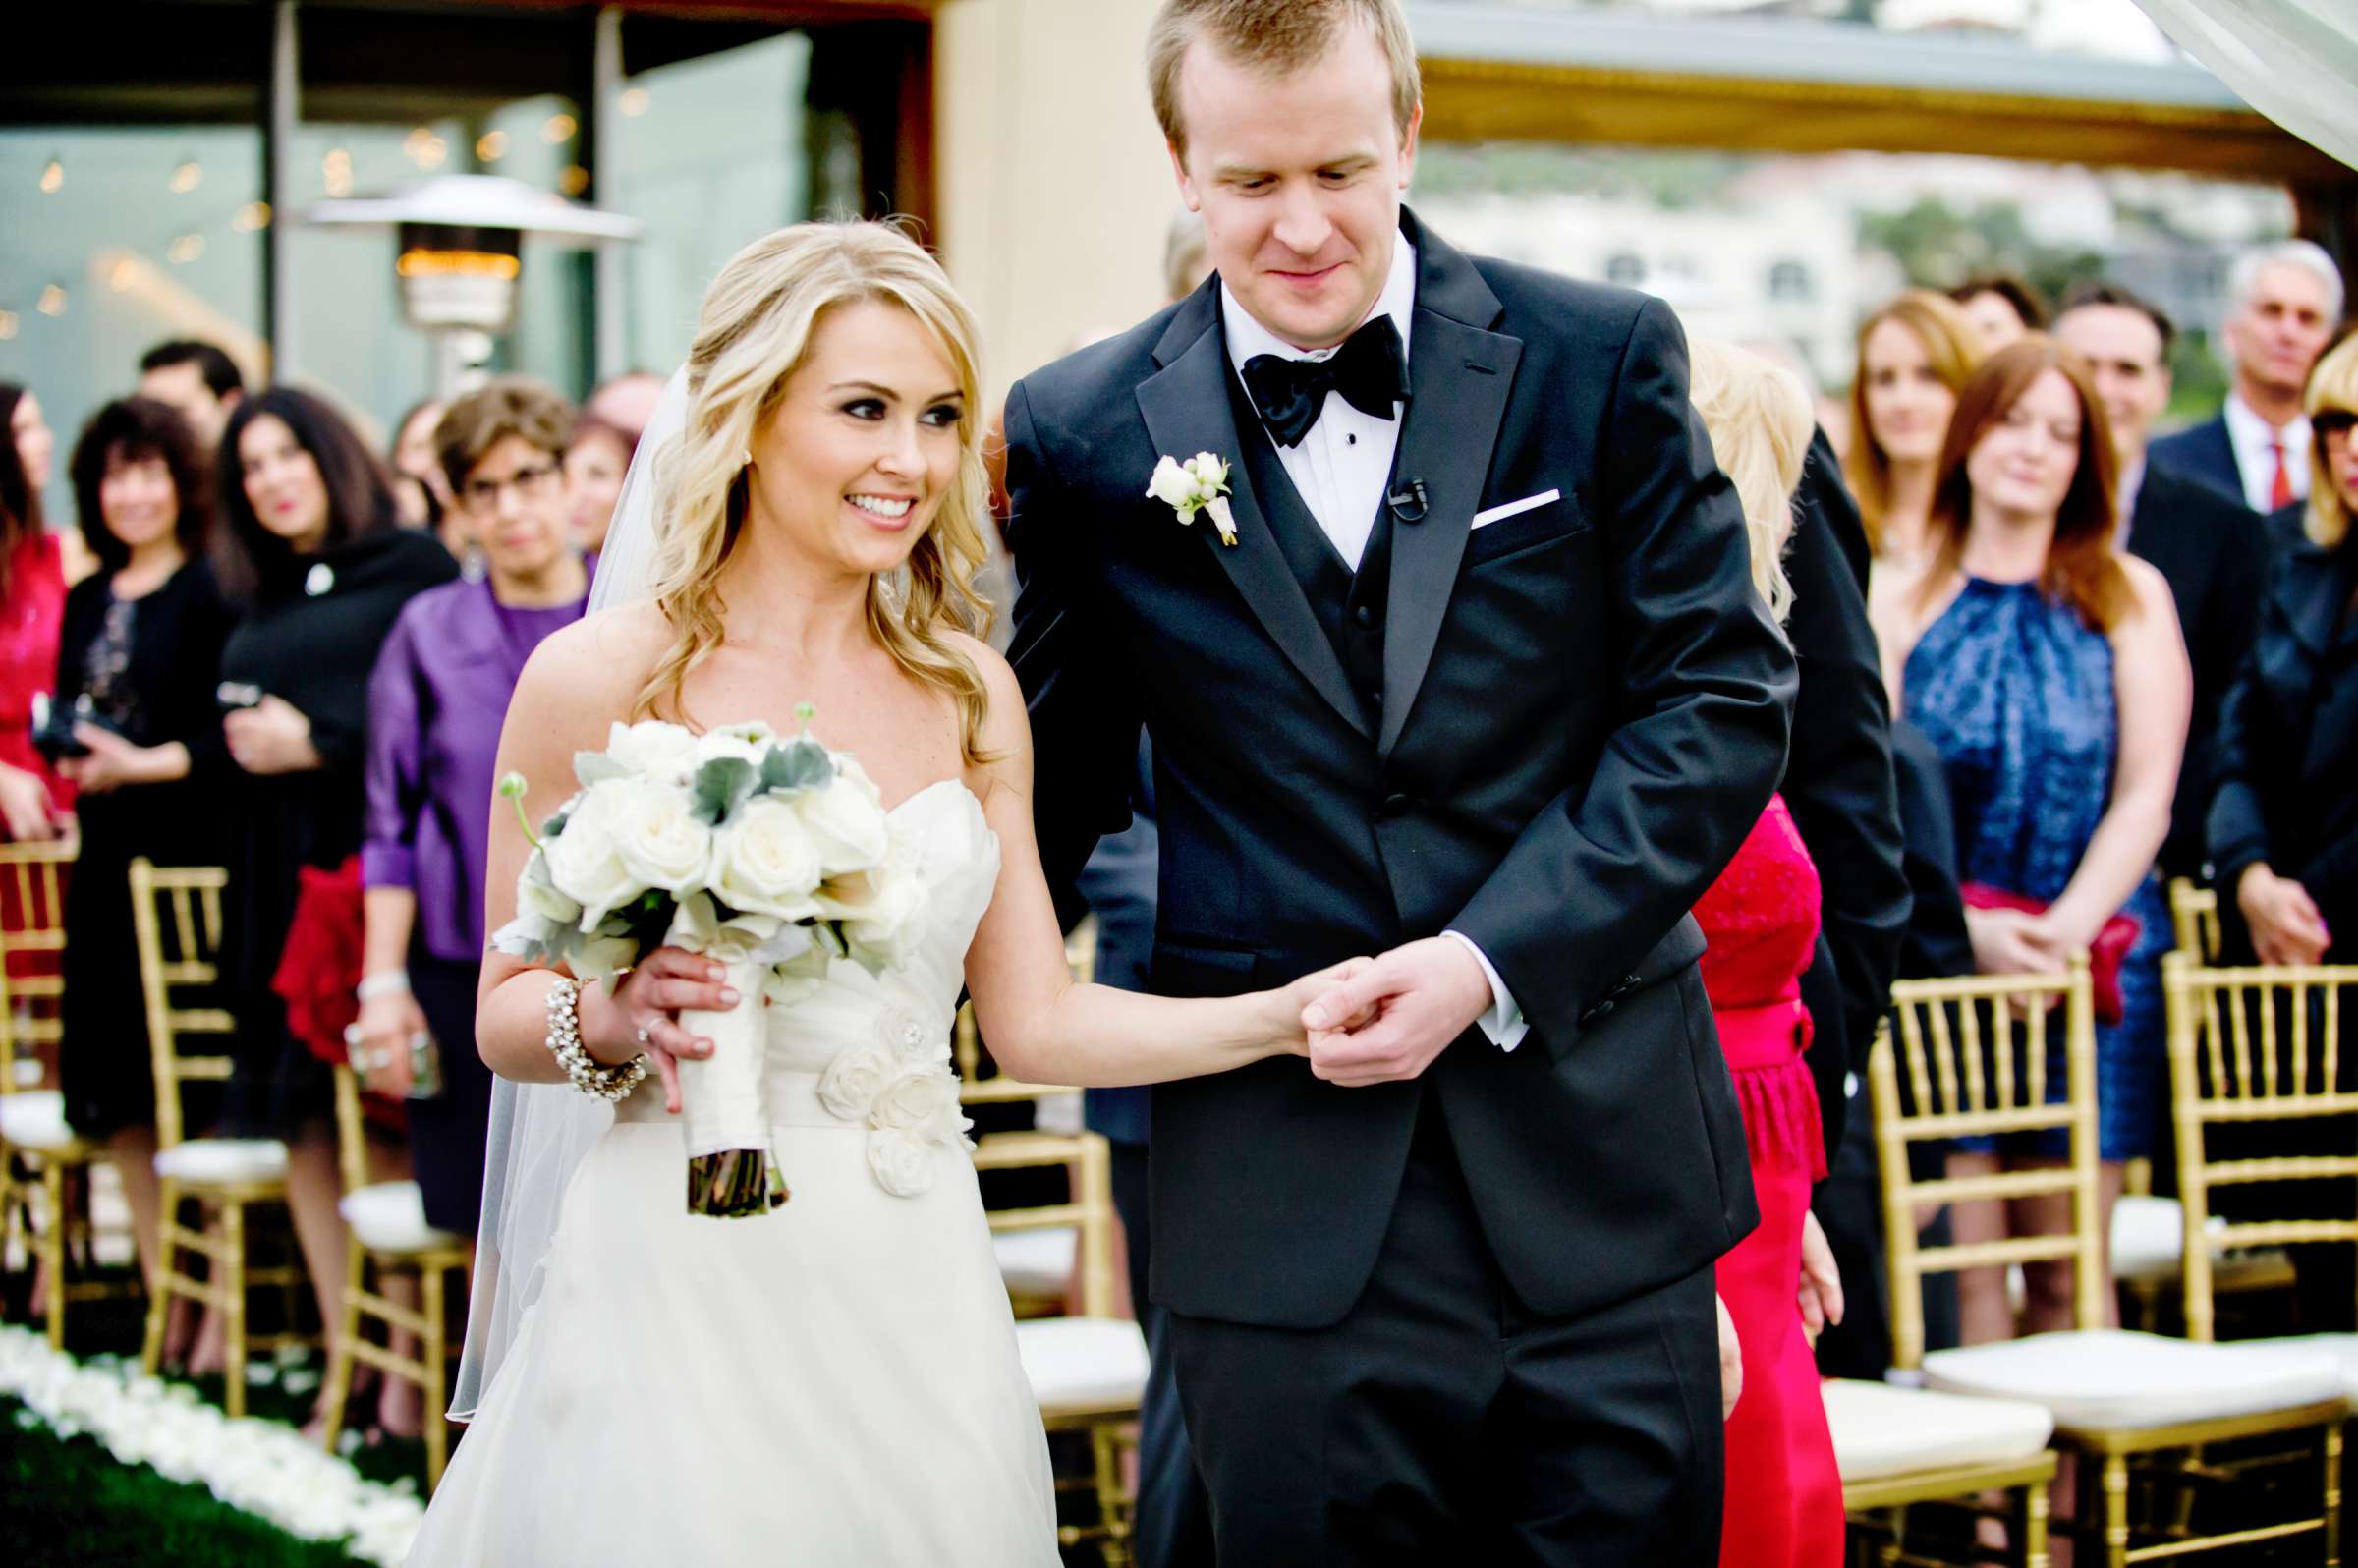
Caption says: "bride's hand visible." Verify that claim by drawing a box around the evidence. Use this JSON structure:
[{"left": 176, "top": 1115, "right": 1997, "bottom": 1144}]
[
  {"left": 579, "top": 948, "right": 737, "bottom": 1115},
  {"left": 1266, "top": 959, "right": 1377, "bottom": 1056}
]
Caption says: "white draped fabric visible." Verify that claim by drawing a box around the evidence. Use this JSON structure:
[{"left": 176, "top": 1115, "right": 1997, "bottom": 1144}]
[{"left": 2133, "top": 1, "right": 2358, "bottom": 171}]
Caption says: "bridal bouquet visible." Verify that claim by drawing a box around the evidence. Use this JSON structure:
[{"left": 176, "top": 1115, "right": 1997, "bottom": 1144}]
[{"left": 491, "top": 709, "right": 929, "bottom": 1217}]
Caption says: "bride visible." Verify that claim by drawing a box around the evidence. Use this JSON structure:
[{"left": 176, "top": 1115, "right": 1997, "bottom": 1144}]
[{"left": 408, "top": 222, "right": 1359, "bottom": 1565}]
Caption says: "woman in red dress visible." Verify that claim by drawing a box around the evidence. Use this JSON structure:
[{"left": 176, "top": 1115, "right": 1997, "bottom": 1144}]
[
  {"left": 0, "top": 384, "right": 70, "bottom": 838},
  {"left": 1690, "top": 344, "right": 1845, "bottom": 1568}
]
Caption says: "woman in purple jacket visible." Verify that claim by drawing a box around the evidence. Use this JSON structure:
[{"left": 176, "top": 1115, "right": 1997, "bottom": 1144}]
[{"left": 357, "top": 380, "right": 588, "bottom": 1295}]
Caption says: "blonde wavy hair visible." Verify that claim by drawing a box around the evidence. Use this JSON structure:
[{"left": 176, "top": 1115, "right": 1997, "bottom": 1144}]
[
  {"left": 633, "top": 222, "right": 997, "bottom": 763},
  {"left": 1690, "top": 340, "right": 1813, "bottom": 623},
  {"left": 2302, "top": 334, "right": 2358, "bottom": 549}
]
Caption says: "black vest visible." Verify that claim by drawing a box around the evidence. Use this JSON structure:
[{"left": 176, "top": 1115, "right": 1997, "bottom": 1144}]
[{"left": 1223, "top": 364, "right": 1399, "bottom": 730}]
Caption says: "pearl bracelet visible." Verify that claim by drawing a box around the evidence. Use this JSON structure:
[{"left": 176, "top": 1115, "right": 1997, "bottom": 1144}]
[{"left": 544, "top": 976, "right": 647, "bottom": 1102}]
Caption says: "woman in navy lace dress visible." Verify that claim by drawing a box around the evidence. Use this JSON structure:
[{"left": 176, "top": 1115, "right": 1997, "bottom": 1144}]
[{"left": 1881, "top": 337, "right": 2190, "bottom": 1343}]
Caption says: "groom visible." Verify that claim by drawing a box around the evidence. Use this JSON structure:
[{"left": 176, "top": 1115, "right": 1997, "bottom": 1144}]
[{"left": 1006, "top": 2, "right": 1793, "bottom": 1559}]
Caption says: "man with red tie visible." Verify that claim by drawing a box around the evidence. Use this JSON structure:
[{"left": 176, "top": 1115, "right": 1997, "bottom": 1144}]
[{"left": 2151, "top": 239, "right": 2343, "bottom": 516}]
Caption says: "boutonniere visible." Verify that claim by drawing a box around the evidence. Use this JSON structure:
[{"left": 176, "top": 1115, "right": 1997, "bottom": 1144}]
[{"left": 1147, "top": 452, "right": 1237, "bottom": 546}]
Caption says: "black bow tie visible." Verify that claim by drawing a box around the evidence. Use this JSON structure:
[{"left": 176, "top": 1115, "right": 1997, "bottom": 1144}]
[{"left": 1240, "top": 315, "right": 1411, "bottom": 449}]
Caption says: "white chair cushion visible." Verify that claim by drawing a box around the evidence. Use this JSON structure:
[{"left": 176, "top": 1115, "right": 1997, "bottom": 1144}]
[
  {"left": 152, "top": 1138, "right": 289, "bottom": 1184},
  {"left": 2258, "top": 1335, "right": 2358, "bottom": 1408},
  {"left": 1925, "top": 1328, "right": 2345, "bottom": 1430},
  {"left": 2110, "top": 1194, "right": 2249, "bottom": 1284},
  {"left": 1014, "top": 1316, "right": 1149, "bottom": 1413},
  {"left": 994, "top": 1227, "right": 1079, "bottom": 1298},
  {"left": 0, "top": 1091, "right": 81, "bottom": 1151},
  {"left": 339, "top": 1181, "right": 462, "bottom": 1254},
  {"left": 1823, "top": 1377, "right": 2053, "bottom": 1481}
]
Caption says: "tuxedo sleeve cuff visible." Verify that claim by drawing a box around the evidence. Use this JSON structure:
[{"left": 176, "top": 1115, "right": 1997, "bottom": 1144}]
[{"left": 1442, "top": 930, "right": 1528, "bottom": 1052}]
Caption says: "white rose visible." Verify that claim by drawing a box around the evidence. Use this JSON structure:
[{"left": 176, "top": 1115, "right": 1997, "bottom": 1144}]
[
  {"left": 606, "top": 778, "right": 715, "bottom": 896},
  {"left": 870, "top": 1059, "right": 958, "bottom": 1132},
  {"left": 840, "top": 851, "right": 928, "bottom": 973},
  {"left": 540, "top": 785, "right": 644, "bottom": 926},
  {"left": 816, "top": 1042, "right": 898, "bottom": 1123},
  {"left": 602, "top": 720, "right": 700, "bottom": 783},
  {"left": 796, "top": 769, "right": 891, "bottom": 875},
  {"left": 866, "top": 1126, "right": 938, "bottom": 1197},
  {"left": 710, "top": 796, "right": 824, "bottom": 920},
  {"left": 1146, "top": 454, "right": 1195, "bottom": 509},
  {"left": 693, "top": 728, "right": 768, "bottom": 771},
  {"left": 516, "top": 856, "right": 582, "bottom": 926},
  {"left": 1187, "top": 452, "right": 1227, "bottom": 490}
]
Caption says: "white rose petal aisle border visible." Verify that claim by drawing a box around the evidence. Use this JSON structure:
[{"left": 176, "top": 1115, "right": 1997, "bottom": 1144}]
[{"left": 0, "top": 1326, "right": 424, "bottom": 1565}]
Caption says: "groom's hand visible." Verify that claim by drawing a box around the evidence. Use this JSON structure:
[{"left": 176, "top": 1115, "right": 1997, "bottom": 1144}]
[{"left": 1301, "top": 937, "right": 1491, "bottom": 1087}]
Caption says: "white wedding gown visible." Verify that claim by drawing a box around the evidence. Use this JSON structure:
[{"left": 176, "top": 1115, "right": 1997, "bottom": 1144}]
[{"left": 410, "top": 782, "right": 1059, "bottom": 1565}]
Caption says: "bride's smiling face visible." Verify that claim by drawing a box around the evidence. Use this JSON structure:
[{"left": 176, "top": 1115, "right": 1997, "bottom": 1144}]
[{"left": 746, "top": 300, "right": 965, "bottom": 579}]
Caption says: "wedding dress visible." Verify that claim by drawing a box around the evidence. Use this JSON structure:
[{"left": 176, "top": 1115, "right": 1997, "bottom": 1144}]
[{"left": 409, "top": 780, "right": 1059, "bottom": 1565}]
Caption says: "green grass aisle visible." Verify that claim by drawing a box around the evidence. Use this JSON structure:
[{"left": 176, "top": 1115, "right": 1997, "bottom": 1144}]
[{"left": 3, "top": 1396, "right": 365, "bottom": 1568}]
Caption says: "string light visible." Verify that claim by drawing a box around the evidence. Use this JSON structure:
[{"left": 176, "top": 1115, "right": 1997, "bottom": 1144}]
[
  {"left": 403, "top": 128, "right": 447, "bottom": 170},
  {"left": 559, "top": 164, "right": 590, "bottom": 197},
  {"left": 0, "top": 312, "right": 17, "bottom": 342},
  {"left": 170, "top": 159, "right": 202, "bottom": 194},
  {"left": 541, "top": 113, "right": 577, "bottom": 144},
  {"left": 109, "top": 257, "right": 140, "bottom": 293},
  {"left": 323, "top": 147, "right": 354, "bottom": 197},
  {"left": 36, "top": 285, "right": 66, "bottom": 317},
  {"left": 232, "top": 200, "right": 272, "bottom": 232},
  {"left": 476, "top": 130, "right": 507, "bottom": 163},
  {"left": 619, "top": 87, "right": 649, "bottom": 117},
  {"left": 39, "top": 158, "right": 62, "bottom": 194},
  {"left": 168, "top": 233, "right": 205, "bottom": 264}
]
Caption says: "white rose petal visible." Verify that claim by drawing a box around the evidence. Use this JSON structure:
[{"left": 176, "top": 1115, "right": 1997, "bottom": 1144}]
[
  {"left": 605, "top": 778, "right": 715, "bottom": 896},
  {"left": 693, "top": 729, "right": 768, "bottom": 770},
  {"left": 710, "top": 796, "right": 825, "bottom": 920},
  {"left": 540, "top": 784, "right": 646, "bottom": 926},
  {"left": 816, "top": 1041, "right": 899, "bottom": 1123},
  {"left": 866, "top": 1126, "right": 938, "bottom": 1197},
  {"left": 796, "top": 771, "right": 892, "bottom": 875},
  {"left": 517, "top": 857, "right": 583, "bottom": 925},
  {"left": 870, "top": 1060, "right": 957, "bottom": 1131},
  {"left": 1147, "top": 454, "right": 1195, "bottom": 510},
  {"left": 602, "top": 719, "right": 700, "bottom": 783}
]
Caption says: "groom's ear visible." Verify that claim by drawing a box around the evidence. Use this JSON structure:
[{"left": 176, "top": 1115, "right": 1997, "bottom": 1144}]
[
  {"left": 1397, "top": 103, "right": 1424, "bottom": 190},
  {"left": 1168, "top": 142, "right": 1202, "bottom": 213}
]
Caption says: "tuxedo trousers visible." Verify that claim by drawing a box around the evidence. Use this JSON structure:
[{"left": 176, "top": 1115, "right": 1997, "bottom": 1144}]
[{"left": 1168, "top": 1095, "right": 1725, "bottom": 1566}]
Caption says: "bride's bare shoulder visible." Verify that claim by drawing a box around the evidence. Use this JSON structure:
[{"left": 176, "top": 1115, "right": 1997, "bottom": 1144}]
[{"left": 511, "top": 601, "right": 674, "bottom": 739}]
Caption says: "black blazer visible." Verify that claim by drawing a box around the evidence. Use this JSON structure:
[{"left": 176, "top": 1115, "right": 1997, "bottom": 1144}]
[
  {"left": 2149, "top": 415, "right": 2245, "bottom": 510},
  {"left": 2208, "top": 533, "right": 2358, "bottom": 941},
  {"left": 1006, "top": 212, "right": 1795, "bottom": 1329},
  {"left": 2125, "top": 465, "right": 2265, "bottom": 879},
  {"left": 1781, "top": 432, "right": 1907, "bottom": 1159}
]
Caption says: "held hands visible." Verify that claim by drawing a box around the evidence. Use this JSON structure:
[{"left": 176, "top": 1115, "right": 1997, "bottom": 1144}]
[
  {"left": 1965, "top": 905, "right": 2072, "bottom": 979},
  {"left": 581, "top": 947, "right": 736, "bottom": 1115},
  {"left": 1299, "top": 937, "right": 1492, "bottom": 1088},
  {"left": 224, "top": 695, "right": 322, "bottom": 776},
  {"left": 1265, "top": 959, "right": 1378, "bottom": 1055},
  {"left": 59, "top": 724, "right": 167, "bottom": 795},
  {"left": 2238, "top": 864, "right": 2331, "bottom": 967}
]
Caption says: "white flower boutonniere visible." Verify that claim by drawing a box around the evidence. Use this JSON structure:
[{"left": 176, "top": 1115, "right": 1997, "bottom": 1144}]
[{"left": 1148, "top": 451, "right": 1237, "bottom": 546}]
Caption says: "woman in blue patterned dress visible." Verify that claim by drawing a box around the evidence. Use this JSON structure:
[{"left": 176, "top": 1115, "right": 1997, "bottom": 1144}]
[{"left": 1880, "top": 336, "right": 2190, "bottom": 1344}]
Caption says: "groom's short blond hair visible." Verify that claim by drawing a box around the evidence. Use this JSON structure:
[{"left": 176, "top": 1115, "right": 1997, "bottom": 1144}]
[{"left": 1148, "top": 0, "right": 1422, "bottom": 162}]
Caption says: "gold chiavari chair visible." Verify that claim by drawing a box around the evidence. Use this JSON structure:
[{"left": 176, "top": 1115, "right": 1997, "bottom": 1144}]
[
  {"left": 2110, "top": 881, "right": 2295, "bottom": 1331},
  {"left": 1873, "top": 960, "right": 2345, "bottom": 1568},
  {"left": 0, "top": 840, "right": 126, "bottom": 1348},
  {"left": 131, "top": 859, "right": 307, "bottom": 1418},
  {"left": 316, "top": 1061, "right": 470, "bottom": 1488},
  {"left": 961, "top": 918, "right": 1145, "bottom": 1567}
]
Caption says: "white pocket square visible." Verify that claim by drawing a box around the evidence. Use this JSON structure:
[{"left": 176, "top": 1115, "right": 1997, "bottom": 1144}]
[{"left": 1471, "top": 489, "right": 1561, "bottom": 529}]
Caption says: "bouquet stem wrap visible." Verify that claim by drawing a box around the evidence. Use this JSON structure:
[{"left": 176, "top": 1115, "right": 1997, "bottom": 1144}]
[{"left": 678, "top": 954, "right": 789, "bottom": 1218}]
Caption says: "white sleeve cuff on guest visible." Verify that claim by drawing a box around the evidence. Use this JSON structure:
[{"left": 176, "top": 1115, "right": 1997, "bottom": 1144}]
[{"left": 1441, "top": 930, "right": 1529, "bottom": 1052}]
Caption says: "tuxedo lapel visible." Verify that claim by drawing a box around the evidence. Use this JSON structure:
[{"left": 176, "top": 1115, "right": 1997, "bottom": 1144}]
[
  {"left": 1380, "top": 218, "right": 1522, "bottom": 757},
  {"left": 1137, "top": 291, "right": 1373, "bottom": 739}
]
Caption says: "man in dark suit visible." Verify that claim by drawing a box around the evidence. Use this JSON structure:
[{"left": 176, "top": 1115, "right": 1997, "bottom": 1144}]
[
  {"left": 1005, "top": 3, "right": 1792, "bottom": 1559},
  {"left": 2147, "top": 241, "right": 2342, "bottom": 515},
  {"left": 2057, "top": 284, "right": 2265, "bottom": 884}
]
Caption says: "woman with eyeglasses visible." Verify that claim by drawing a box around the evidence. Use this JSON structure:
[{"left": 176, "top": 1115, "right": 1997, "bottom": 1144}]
[{"left": 356, "top": 380, "right": 589, "bottom": 1426}]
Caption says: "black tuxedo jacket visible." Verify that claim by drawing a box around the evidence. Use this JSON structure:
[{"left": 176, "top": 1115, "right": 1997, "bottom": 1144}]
[
  {"left": 2124, "top": 466, "right": 2265, "bottom": 879},
  {"left": 2148, "top": 414, "right": 2245, "bottom": 509},
  {"left": 1005, "top": 213, "right": 1795, "bottom": 1329}
]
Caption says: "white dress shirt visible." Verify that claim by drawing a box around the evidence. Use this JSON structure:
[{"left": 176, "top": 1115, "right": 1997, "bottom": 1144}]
[
  {"left": 2223, "top": 391, "right": 2311, "bottom": 514},
  {"left": 1219, "top": 239, "right": 1530, "bottom": 1052}
]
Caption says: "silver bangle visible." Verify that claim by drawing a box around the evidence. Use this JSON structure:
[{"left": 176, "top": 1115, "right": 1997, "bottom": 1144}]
[
  {"left": 544, "top": 976, "right": 647, "bottom": 1103},
  {"left": 357, "top": 969, "right": 412, "bottom": 1002}
]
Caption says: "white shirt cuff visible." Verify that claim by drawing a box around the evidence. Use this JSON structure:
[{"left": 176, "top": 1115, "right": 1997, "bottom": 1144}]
[{"left": 1441, "top": 930, "right": 1528, "bottom": 1052}]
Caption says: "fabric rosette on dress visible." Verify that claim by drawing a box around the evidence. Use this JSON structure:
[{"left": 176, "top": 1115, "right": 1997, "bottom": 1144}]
[
  {"left": 491, "top": 713, "right": 937, "bottom": 1216},
  {"left": 814, "top": 992, "right": 974, "bottom": 1198}
]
